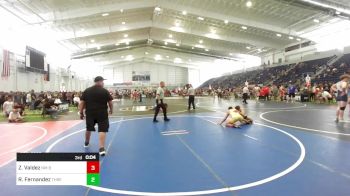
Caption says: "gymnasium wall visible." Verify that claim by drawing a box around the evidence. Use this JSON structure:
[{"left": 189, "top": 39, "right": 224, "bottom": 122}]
[
  {"left": 0, "top": 49, "right": 91, "bottom": 92},
  {"left": 103, "top": 61, "right": 189, "bottom": 87}
]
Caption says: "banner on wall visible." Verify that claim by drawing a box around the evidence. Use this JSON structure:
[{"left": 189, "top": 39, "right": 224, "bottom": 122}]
[
  {"left": 132, "top": 71, "right": 150, "bottom": 81},
  {"left": 1, "top": 49, "right": 10, "bottom": 79},
  {"left": 44, "top": 64, "right": 50, "bottom": 81}
]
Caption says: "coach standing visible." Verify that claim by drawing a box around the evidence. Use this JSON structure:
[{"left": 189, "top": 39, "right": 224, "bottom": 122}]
[
  {"left": 153, "top": 81, "right": 170, "bottom": 122},
  {"left": 187, "top": 84, "right": 196, "bottom": 110},
  {"left": 79, "top": 76, "right": 113, "bottom": 156}
]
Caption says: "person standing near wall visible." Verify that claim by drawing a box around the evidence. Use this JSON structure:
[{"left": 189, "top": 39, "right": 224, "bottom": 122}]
[
  {"left": 153, "top": 81, "right": 170, "bottom": 122},
  {"left": 187, "top": 84, "right": 196, "bottom": 110},
  {"left": 79, "top": 76, "right": 113, "bottom": 156}
]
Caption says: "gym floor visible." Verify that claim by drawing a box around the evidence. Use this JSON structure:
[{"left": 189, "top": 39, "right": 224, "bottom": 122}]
[{"left": 0, "top": 97, "right": 349, "bottom": 196}]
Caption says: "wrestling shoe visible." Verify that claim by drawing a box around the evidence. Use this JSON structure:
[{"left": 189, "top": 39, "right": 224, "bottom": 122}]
[{"left": 99, "top": 147, "right": 106, "bottom": 156}]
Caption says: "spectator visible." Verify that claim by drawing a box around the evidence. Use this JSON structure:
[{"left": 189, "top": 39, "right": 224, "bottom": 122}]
[
  {"left": 43, "top": 99, "right": 59, "bottom": 118},
  {"left": 8, "top": 108, "right": 23, "bottom": 123},
  {"left": 30, "top": 90, "right": 36, "bottom": 110},
  {"left": 3, "top": 96, "right": 14, "bottom": 117},
  {"left": 73, "top": 94, "right": 80, "bottom": 107},
  {"left": 33, "top": 97, "right": 43, "bottom": 110},
  {"left": 26, "top": 91, "right": 32, "bottom": 108}
]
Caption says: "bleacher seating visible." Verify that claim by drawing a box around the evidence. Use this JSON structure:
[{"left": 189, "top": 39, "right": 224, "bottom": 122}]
[
  {"left": 313, "top": 53, "right": 350, "bottom": 84},
  {"left": 199, "top": 55, "right": 336, "bottom": 89}
]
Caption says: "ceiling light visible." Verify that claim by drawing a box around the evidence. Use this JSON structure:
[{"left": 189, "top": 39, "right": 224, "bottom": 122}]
[
  {"left": 296, "top": 38, "right": 301, "bottom": 41},
  {"left": 197, "top": 17, "right": 204, "bottom": 20},
  {"left": 241, "top": 26, "right": 247, "bottom": 30},
  {"left": 246, "top": 46, "right": 251, "bottom": 49},
  {"left": 90, "top": 39, "right": 95, "bottom": 43},
  {"left": 166, "top": 56, "right": 169, "bottom": 58},
  {"left": 246, "top": 1, "right": 252, "bottom": 7},
  {"left": 211, "top": 29, "right": 217, "bottom": 34},
  {"left": 121, "top": 21, "right": 126, "bottom": 25},
  {"left": 169, "top": 34, "right": 173, "bottom": 38},
  {"left": 335, "top": 11, "right": 341, "bottom": 15},
  {"left": 121, "top": 56, "right": 124, "bottom": 58},
  {"left": 229, "top": 53, "right": 233, "bottom": 56},
  {"left": 205, "top": 49, "right": 209, "bottom": 51},
  {"left": 276, "top": 33, "right": 282, "bottom": 37},
  {"left": 115, "top": 43, "right": 120, "bottom": 46},
  {"left": 192, "top": 47, "right": 195, "bottom": 49},
  {"left": 155, "top": 7, "right": 161, "bottom": 11},
  {"left": 224, "top": 20, "right": 229, "bottom": 24},
  {"left": 145, "top": 52, "right": 149, "bottom": 55},
  {"left": 125, "top": 55, "right": 134, "bottom": 61},
  {"left": 174, "top": 57, "right": 182, "bottom": 63},
  {"left": 257, "top": 48, "right": 262, "bottom": 52},
  {"left": 199, "top": 40, "right": 203, "bottom": 44},
  {"left": 313, "top": 19, "right": 320, "bottom": 23},
  {"left": 188, "top": 59, "right": 192, "bottom": 62},
  {"left": 182, "top": 11, "right": 187, "bottom": 15},
  {"left": 176, "top": 43, "right": 180, "bottom": 46},
  {"left": 97, "top": 46, "right": 101, "bottom": 50},
  {"left": 125, "top": 41, "right": 129, "bottom": 45},
  {"left": 289, "top": 36, "right": 294, "bottom": 40},
  {"left": 120, "top": 9, "right": 124, "bottom": 13},
  {"left": 175, "top": 21, "right": 180, "bottom": 27},
  {"left": 124, "top": 34, "right": 128, "bottom": 38},
  {"left": 102, "top": 13, "right": 109, "bottom": 17},
  {"left": 154, "top": 54, "right": 162, "bottom": 61},
  {"left": 164, "top": 41, "right": 168, "bottom": 45},
  {"left": 80, "top": 28, "right": 85, "bottom": 31}
]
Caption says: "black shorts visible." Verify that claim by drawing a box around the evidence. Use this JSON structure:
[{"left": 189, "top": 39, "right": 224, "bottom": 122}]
[
  {"left": 336, "top": 94, "right": 348, "bottom": 102},
  {"left": 86, "top": 112, "right": 109, "bottom": 132},
  {"left": 243, "top": 93, "right": 248, "bottom": 99},
  {"left": 289, "top": 93, "right": 295, "bottom": 98}
]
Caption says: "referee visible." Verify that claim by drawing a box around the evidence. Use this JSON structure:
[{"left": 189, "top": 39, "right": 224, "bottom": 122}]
[
  {"left": 187, "top": 84, "right": 196, "bottom": 110},
  {"left": 79, "top": 76, "right": 113, "bottom": 156},
  {"left": 153, "top": 81, "right": 170, "bottom": 122}
]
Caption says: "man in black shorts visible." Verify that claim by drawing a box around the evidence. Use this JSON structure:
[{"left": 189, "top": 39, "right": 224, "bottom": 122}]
[{"left": 79, "top": 76, "right": 113, "bottom": 156}]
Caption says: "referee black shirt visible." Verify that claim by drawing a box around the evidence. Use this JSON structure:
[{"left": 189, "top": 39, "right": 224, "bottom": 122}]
[{"left": 81, "top": 85, "right": 113, "bottom": 115}]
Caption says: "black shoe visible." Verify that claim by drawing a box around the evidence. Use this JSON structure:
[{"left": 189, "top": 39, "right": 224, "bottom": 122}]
[
  {"left": 99, "top": 147, "right": 106, "bottom": 156},
  {"left": 153, "top": 119, "right": 159, "bottom": 123},
  {"left": 84, "top": 142, "right": 89, "bottom": 148},
  {"left": 164, "top": 118, "right": 170, "bottom": 122}
]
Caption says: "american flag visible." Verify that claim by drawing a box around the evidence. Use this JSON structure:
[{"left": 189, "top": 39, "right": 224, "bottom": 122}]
[{"left": 1, "top": 49, "right": 10, "bottom": 79}]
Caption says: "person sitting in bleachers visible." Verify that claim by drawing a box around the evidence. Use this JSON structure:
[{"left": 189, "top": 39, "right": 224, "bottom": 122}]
[{"left": 8, "top": 108, "right": 23, "bottom": 123}]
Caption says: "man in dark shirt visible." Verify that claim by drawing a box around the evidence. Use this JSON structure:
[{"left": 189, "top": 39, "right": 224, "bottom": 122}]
[{"left": 79, "top": 76, "right": 113, "bottom": 156}]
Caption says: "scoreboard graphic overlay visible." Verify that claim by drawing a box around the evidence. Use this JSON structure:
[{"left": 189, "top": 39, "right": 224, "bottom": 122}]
[{"left": 16, "top": 153, "right": 99, "bottom": 186}]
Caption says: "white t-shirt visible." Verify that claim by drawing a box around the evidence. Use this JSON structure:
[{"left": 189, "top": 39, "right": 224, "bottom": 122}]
[
  {"left": 305, "top": 75, "right": 311, "bottom": 83},
  {"left": 156, "top": 87, "right": 165, "bottom": 99},
  {"left": 26, "top": 93, "right": 31, "bottom": 103},
  {"left": 73, "top": 96, "right": 80, "bottom": 103},
  {"left": 322, "top": 91, "right": 331, "bottom": 98},
  {"left": 54, "top": 98, "right": 62, "bottom": 104},
  {"left": 253, "top": 86, "right": 260, "bottom": 93},
  {"left": 243, "top": 87, "right": 249, "bottom": 94},
  {"left": 3, "top": 101, "right": 14, "bottom": 113},
  {"left": 9, "top": 111, "right": 21, "bottom": 120},
  {"left": 188, "top": 87, "right": 195, "bottom": 96}
]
